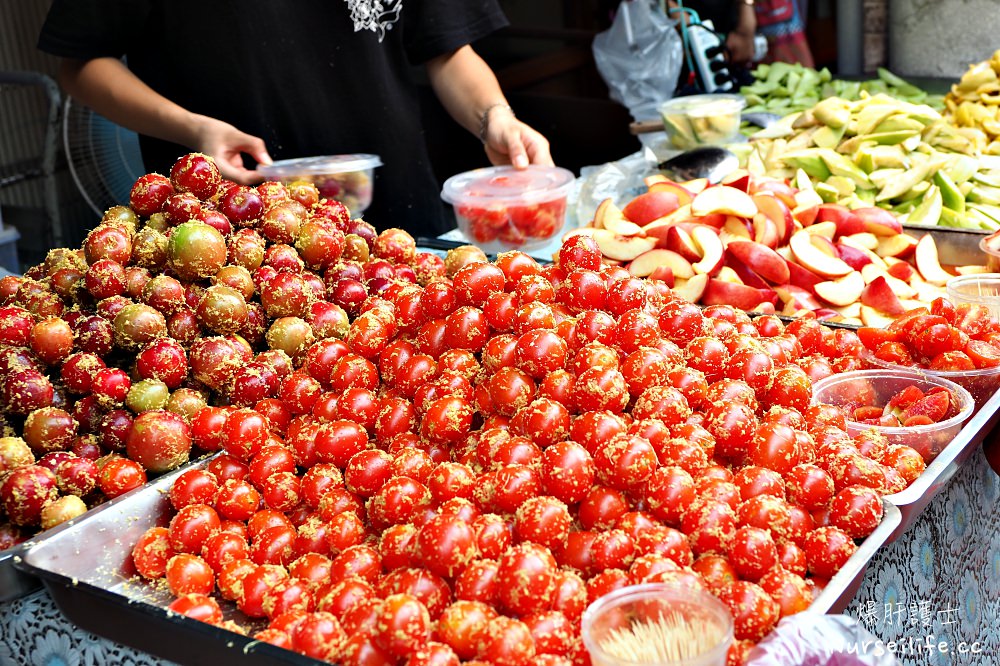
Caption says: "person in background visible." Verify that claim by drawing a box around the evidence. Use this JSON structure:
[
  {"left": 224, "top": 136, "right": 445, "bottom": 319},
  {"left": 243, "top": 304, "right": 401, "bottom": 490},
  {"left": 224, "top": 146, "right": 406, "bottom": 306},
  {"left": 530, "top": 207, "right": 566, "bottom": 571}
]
[
  {"left": 37, "top": 0, "right": 553, "bottom": 239},
  {"left": 753, "top": 0, "right": 815, "bottom": 66},
  {"left": 669, "top": 0, "right": 759, "bottom": 69}
]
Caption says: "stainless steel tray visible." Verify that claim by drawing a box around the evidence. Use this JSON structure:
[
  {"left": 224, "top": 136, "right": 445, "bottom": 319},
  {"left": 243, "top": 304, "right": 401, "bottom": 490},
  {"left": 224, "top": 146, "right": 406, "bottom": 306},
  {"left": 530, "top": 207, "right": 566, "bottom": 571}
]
[
  {"left": 810, "top": 501, "right": 902, "bottom": 614},
  {"left": 902, "top": 224, "right": 989, "bottom": 267},
  {"left": 17, "top": 459, "right": 316, "bottom": 666}
]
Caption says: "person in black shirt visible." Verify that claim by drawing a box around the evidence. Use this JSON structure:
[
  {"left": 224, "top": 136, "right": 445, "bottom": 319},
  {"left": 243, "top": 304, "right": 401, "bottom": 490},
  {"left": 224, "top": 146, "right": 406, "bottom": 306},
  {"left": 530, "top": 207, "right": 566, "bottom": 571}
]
[{"left": 38, "top": 0, "right": 553, "bottom": 238}]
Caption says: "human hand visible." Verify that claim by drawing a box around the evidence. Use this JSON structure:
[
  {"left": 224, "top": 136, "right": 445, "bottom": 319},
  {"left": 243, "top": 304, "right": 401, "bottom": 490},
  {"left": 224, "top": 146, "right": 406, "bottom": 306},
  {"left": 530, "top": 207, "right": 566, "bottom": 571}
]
[
  {"left": 192, "top": 116, "right": 272, "bottom": 184},
  {"left": 726, "top": 30, "right": 756, "bottom": 68},
  {"left": 482, "top": 107, "right": 554, "bottom": 169}
]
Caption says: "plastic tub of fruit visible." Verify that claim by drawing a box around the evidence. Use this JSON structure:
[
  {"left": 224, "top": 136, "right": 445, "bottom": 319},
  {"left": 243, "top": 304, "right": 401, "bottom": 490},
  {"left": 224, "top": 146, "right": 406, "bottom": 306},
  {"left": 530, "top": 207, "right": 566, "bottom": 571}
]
[
  {"left": 657, "top": 94, "right": 746, "bottom": 150},
  {"left": 258, "top": 154, "right": 381, "bottom": 216},
  {"left": 946, "top": 273, "right": 1000, "bottom": 321},
  {"left": 812, "top": 369, "right": 974, "bottom": 463},
  {"left": 860, "top": 349, "right": 1000, "bottom": 409},
  {"left": 441, "top": 165, "right": 574, "bottom": 254}
]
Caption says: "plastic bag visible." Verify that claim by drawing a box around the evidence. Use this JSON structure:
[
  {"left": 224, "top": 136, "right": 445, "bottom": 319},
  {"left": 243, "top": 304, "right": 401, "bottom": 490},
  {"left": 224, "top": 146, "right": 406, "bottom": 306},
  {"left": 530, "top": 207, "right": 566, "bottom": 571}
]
[
  {"left": 592, "top": 0, "right": 684, "bottom": 121},
  {"left": 748, "top": 613, "right": 902, "bottom": 665}
]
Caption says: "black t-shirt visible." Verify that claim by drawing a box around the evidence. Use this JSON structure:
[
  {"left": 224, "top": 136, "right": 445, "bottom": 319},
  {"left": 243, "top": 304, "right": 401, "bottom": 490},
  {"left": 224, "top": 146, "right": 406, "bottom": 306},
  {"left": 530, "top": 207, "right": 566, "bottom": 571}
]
[{"left": 38, "top": 0, "right": 508, "bottom": 237}]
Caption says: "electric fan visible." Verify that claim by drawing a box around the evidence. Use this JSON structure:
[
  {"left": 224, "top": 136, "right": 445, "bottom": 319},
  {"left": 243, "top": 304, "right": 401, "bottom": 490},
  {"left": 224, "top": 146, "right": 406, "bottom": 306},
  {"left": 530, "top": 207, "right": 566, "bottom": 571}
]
[{"left": 62, "top": 97, "right": 145, "bottom": 217}]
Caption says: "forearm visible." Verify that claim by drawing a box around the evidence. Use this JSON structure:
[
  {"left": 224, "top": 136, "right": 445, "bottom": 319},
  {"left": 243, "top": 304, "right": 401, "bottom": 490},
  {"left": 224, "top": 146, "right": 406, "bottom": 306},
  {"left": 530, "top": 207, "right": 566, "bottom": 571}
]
[
  {"left": 425, "top": 46, "right": 508, "bottom": 137},
  {"left": 58, "top": 57, "right": 205, "bottom": 149},
  {"left": 734, "top": 1, "right": 756, "bottom": 34}
]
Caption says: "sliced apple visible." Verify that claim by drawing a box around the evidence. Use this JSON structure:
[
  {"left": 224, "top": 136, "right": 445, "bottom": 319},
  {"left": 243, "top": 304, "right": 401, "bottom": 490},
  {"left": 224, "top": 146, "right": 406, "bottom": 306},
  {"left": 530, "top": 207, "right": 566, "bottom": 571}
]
[
  {"left": 811, "top": 234, "right": 840, "bottom": 259},
  {"left": 672, "top": 273, "right": 709, "bottom": 303},
  {"left": 752, "top": 301, "right": 777, "bottom": 314},
  {"left": 860, "top": 276, "right": 906, "bottom": 315},
  {"left": 643, "top": 204, "right": 693, "bottom": 232},
  {"left": 665, "top": 226, "right": 701, "bottom": 262},
  {"left": 804, "top": 221, "right": 838, "bottom": 240},
  {"left": 840, "top": 232, "right": 880, "bottom": 251},
  {"left": 719, "top": 216, "right": 753, "bottom": 245},
  {"left": 691, "top": 186, "right": 757, "bottom": 218},
  {"left": 792, "top": 203, "right": 820, "bottom": 227},
  {"left": 836, "top": 243, "right": 874, "bottom": 271},
  {"left": 622, "top": 190, "right": 682, "bottom": 226},
  {"left": 680, "top": 178, "right": 709, "bottom": 195},
  {"left": 886, "top": 262, "right": 916, "bottom": 282},
  {"left": 726, "top": 240, "right": 790, "bottom": 284},
  {"left": 789, "top": 230, "right": 853, "bottom": 278},
  {"left": 753, "top": 180, "right": 798, "bottom": 208},
  {"left": 837, "top": 302, "right": 863, "bottom": 319},
  {"left": 752, "top": 214, "right": 781, "bottom": 249},
  {"left": 648, "top": 181, "right": 694, "bottom": 207},
  {"left": 784, "top": 258, "right": 825, "bottom": 293},
  {"left": 913, "top": 234, "right": 953, "bottom": 286},
  {"left": 724, "top": 254, "right": 771, "bottom": 289},
  {"left": 690, "top": 213, "right": 728, "bottom": 229},
  {"left": 815, "top": 204, "right": 865, "bottom": 237},
  {"left": 861, "top": 305, "right": 897, "bottom": 327},
  {"left": 815, "top": 271, "right": 866, "bottom": 306},
  {"left": 644, "top": 174, "right": 669, "bottom": 188},
  {"left": 702, "top": 279, "right": 778, "bottom": 310},
  {"left": 774, "top": 284, "right": 823, "bottom": 311},
  {"left": 752, "top": 193, "right": 794, "bottom": 246},
  {"left": 690, "top": 226, "right": 725, "bottom": 276},
  {"left": 716, "top": 266, "right": 744, "bottom": 285},
  {"left": 956, "top": 265, "right": 991, "bottom": 275},
  {"left": 721, "top": 169, "right": 751, "bottom": 193},
  {"left": 628, "top": 248, "right": 694, "bottom": 279},
  {"left": 648, "top": 265, "right": 675, "bottom": 286},
  {"left": 875, "top": 234, "right": 918, "bottom": 259},
  {"left": 594, "top": 198, "right": 645, "bottom": 237},
  {"left": 855, "top": 207, "right": 903, "bottom": 236},
  {"left": 592, "top": 229, "right": 658, "bottom": 262}
]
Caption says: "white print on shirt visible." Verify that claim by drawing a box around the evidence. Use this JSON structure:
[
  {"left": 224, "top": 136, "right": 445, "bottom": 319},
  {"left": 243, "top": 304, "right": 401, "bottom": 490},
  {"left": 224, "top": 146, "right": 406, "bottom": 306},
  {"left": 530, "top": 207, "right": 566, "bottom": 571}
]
[{"left": 344, "top": 0, "right": 403, "bottom": 41}]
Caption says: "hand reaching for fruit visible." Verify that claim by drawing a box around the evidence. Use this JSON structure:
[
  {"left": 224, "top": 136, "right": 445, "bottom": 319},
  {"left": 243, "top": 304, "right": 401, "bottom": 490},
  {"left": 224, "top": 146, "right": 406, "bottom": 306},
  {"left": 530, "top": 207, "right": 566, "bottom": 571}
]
[
  {"left": 191, "top": 115, "right": 273, "bottom": 186},
  {"left": 481, "top": 105, "right": 554, "bottom": 170}
]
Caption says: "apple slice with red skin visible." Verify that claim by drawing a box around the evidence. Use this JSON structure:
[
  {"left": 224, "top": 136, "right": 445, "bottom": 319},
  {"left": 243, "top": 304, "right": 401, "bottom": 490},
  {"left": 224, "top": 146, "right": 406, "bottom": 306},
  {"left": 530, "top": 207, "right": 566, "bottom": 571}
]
[
  {"left": 815, "top": 271, "right": 866, "bottom": 306},
  {"left": 702, "top": 279, "right": 778, "bottom": 310},
  {"left": 726, "top": 240, "right": 791, "bottom": 284},
  {"left": 776, "top": 284, "right": 823, "bottom": 312},
  {"left": 836, "top": 243, "right": 875, "bottom": 271},
  {"left": 914, "top": 234, "right": 953, "bottom": 286},
  {"left": 643, "top": 204, "right": 693, "bottom": 233},
  {"left": 840, "top": 232, "right": 879, "bottom": 251},
  {"left": 592, "top": 229, "right": 658, "bottom": 261},
  {"left": 815, "top": 204, "right": 865, "bottom": 237},
  {"left": 680, "top": 178, "right": 710, "bottom": 194},
  {"left": 860, "top": 276, "right": 906, "bottom": 315},
  {"left": 810, "top": 234, "right": 840, "bottom": 259},
  {"left": 886, "top": 262, "right": 916, "bottom": 282},
  {"left": 665, "top": 226, "right": 701, "bottom": 262},
  {"left": 752, "top": 214, "right": 781, "bottom": 249},
  {"left": 793, "top": 204, "right": 820, "bottom": 227},
  {"left": 855, "top": 207, "right": 903, "bottom": 236},
  {"left": 719, "top": 216, "right": 753, "bottom": 245},
  {"left": 690, "top": 226, "right": 725, "bottom": 276},
  {"left": 644, "top": 174, "right": 669, "bottom": 188},
  {"left": 648, "top": 265, "right": 674, "bottom": 286},
  {"left": 784, "top": 258, "right": 825, "bottom": 294},
  {"left": 672, "top": 273, "right": 709, "bottom": 303},
  {"left": 628, "top": 248, "right": 694, "bottom": 279},
  {"left": 689, "top": 213, "right": 728, "bottom": 229},
  {"left": 724, "top": 254, "right": 771, "bottom": 289},
  {"left": 716, "top": 266, "right": 745, "bottom": 285},
  {"left": 721, "top": 169, "right": 751, "bottom": 193},
  {"left": 789, "top": 230, "right": 854, "bottom": 278},
  {"left": 648, "top": 181, "right": 694, "bottom": 207},
  {"left": 691, "top": 186, "right": 757, "bottom": 218},
  {"left": 752, "top": 193, "right": 794, "bottom": 246},
  {"left": 860, "top": 305, "right": 896, "bottom": 328},
  {"left": 804, "top": 221, "right": 838, "bottom": 240},
  {"left": 753, "top": 180, "right": 798, "bottom": 209},
  {"left": 594, "top": 198, "right": 645, "bottom": 236},
  {"left": 875, "top": 234, "right": 918, "bottom": 258},
  {"left": 622, "top": 190, "right": 682, "bottom": 226}
]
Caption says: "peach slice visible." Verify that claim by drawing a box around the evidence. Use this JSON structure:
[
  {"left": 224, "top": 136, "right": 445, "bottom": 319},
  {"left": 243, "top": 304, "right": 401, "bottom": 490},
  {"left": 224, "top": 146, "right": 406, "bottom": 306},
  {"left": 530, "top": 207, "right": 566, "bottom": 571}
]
[
  {"left": 690, "top": 226, "right": 726, "bottom": 276},
  {"left": 752, "top": 193, "right": 794, "bottom": 246},
  {"left": 648, "top": 181, "right": 694, "bottom": 207},
  {"left": 628, "top": 248, "right": 695, "bottom": 279},
  {"left": 691, "top": 186, "right": 757, "bottom": 218},
  {"left": 860, "top": 305, "right": 896, "bottom": 327},
  {"left": 721, "top": 169, "right": 751, "bottom": 193},
  {"left": 789, "top": 230, "right": 853, "bottom": 278},
  {"left": 815, "top": 204, "right": 865, "bottom": 237},
  {"left": 648, "top": 265, "right": 675, "bottom": 286},
  {"left": 672, "top": 274, "right": 709, "bottom": 303},
  {"left": 643, "top": 204, "right": 693, "bottom": 232},
  {"left": 753, "top": 180, "right": 798, "bottom": 209},
  {"left": 886, "top": 262, "right": 916, "bottom": 282},
  {"left": 752, "top": 214, "right": 781, "bottom": 249},
  {"left": 594, "top": 199, "right": 644, "bottom": 237},
  {"left": 774, "top": 284, "right": 822, "bottom": 311},
  {"left": 860, "top": 276, "right": 905, "bottom": 315},
  {"left": 811, "top": 234, "right": 840, "bottom": 259},
  {"left": 875, "top": 234, "right": 918, "bottom": 259},
  {"left": 836, "top": 243, "right": 874, "bottom": 271},
  {"left": 784, "top": 258, "right": 825, "bottom": 293},
  {"left": 726, "top": 240, "right": 790, "bottom": 284},
  {"left": 719, "top": 216, "right": 753, "bottom": 245},
  {"left": 702, "top": 279, "right": 778, "bottom": 310},
  {"left": 724, "top": 254, "right": 771, "bottom": 289},
  {"left": 622, "top": 190, "right": 682, "bottom": 226},
  {"left": 665, "top": 226, "right": 702, "bottom": 262},
  {"left": 592, "top": 229, "right": 658, "bottom": 262},
  {"left": 855, "top": 207, "right": 903, "bottom": 236},
  {"left": 914, "top": 234, "right": 953, "bottom": 286},
  {"left": 815, "top": 271, "right": 866, "bottom": 306}
]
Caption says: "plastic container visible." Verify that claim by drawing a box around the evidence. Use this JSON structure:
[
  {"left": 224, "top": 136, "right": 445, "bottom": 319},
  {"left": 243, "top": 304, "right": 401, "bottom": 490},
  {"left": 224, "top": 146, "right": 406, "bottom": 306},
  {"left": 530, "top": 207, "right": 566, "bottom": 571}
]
[
  {"left": 657, "top": 94, "right": 746, "bottom": 150},
  {"left": 258, "top": 154, "right": 381, "bottom": 215},
  {"left": 946, "top": 272, "right": 1000, "bottom": 320},
  {"left": 440, "top": 165, "right": 574, "bottom": 254},
  {"left": 581, "top": 583, "right": 733, "bottom": 666},
  {"left": 979, "top": 232, "right": 1000, "bottom": 272},
  {"left": 811, "top": 369, "right": 974, "bottom": 462},
  {"left": 860, "top": 349, "right": 1000, "bottom": 409}
]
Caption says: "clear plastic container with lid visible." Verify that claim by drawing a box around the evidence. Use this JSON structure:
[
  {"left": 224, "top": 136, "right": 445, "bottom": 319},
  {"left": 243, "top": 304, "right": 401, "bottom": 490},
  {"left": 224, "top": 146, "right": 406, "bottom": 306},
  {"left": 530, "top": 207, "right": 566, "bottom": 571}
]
[
  {"left": 658, "top": 94, "right": 746, "bottom": 150},
  {"left": 258, "top": 154, "right": 382, "bottom": 215},
  {"left": 441, "top": 165, "right": 575, "bottom": 253}
]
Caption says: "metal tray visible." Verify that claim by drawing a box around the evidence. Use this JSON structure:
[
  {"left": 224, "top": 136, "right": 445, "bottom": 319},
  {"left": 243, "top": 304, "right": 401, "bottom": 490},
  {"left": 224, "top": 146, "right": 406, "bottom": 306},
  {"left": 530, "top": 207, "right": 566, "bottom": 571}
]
[
  {"left": 902, "top": 224, "right": 989, "bottom": 267},
  {"left": 882, "top": 383, "right": 1000, "bottom": 542},
  {"left": 16, "top": 459, "right": 318, "bottom": 666},
  {"left": 810, "top": 501, "right": 902, "bottom": 614}
]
